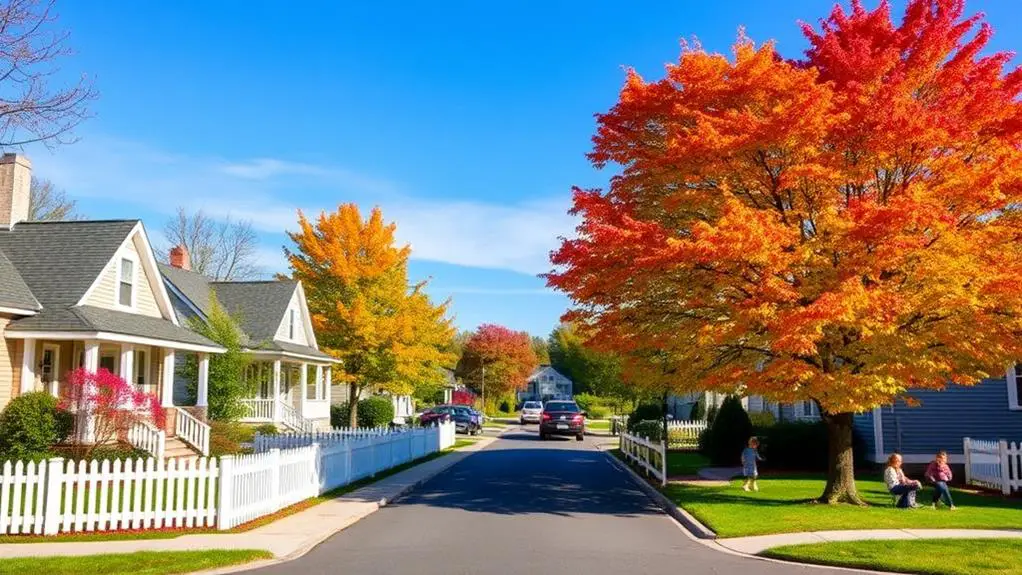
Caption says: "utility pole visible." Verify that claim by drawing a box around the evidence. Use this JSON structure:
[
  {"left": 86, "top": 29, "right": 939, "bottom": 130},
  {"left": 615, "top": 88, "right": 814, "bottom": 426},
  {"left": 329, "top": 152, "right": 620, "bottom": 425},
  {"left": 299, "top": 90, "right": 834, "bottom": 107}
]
[{"left": 481, "top": 365, "right": 486, "bottom": 412}]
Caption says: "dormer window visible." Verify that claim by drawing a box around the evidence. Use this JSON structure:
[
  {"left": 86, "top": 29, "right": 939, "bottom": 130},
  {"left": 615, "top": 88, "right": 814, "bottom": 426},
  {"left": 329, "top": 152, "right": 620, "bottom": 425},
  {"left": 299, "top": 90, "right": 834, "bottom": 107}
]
[
  {"left": 289, "top": 309, "right": 296, "bottom": 340},
  {"left": 118, "top": 257, "right": 134, "bottom": 307}
]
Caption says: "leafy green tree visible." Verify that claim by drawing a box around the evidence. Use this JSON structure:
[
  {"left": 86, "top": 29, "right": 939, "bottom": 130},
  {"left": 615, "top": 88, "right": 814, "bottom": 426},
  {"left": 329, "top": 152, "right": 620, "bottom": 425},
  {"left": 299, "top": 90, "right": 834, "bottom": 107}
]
[
  {"left": 548, "top": 323, "right": 625, "bottom": 398},
  {"left": 183, "top": 297, "right": 252, "bottom": 421},
  {"left": 531, "top": 336, "right": 550, "bottom": 364}
]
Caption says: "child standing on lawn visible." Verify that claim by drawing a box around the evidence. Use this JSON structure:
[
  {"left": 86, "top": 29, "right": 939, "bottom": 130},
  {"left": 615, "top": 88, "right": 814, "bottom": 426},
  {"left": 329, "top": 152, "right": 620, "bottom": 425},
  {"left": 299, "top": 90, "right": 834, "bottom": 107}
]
[{"left": 741, "top": 437, "right": 764, "bottom": 492}]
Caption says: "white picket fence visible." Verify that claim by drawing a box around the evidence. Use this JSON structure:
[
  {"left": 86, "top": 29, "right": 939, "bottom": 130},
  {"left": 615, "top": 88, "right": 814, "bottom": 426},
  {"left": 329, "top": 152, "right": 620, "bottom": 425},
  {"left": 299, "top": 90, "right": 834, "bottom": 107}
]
[
  {"left": 253, "top": 427, "right": 390, "bottom": 452},
  {"left": 0, "top": 421, "right": 457, "bottom": 535},
  {"left": 964, "top": 437, "right": 1022, "bottom": 495},
  {"left": 620, "top": 431, "right": 667, "bottom": 486},
  {"left": 0, "top": 457, "right": 218, "bottom": 535},
  {"left": 666, "top": 420, "right": 707, "bottom": 448}
]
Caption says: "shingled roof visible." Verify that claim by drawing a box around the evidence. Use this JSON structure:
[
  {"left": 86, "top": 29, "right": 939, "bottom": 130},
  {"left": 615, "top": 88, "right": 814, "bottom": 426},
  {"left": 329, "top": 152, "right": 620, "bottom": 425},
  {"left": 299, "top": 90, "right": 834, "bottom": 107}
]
[
  {"left": 5, "top": 305, "right": 221, "bottom": 348},
  {"left": 0, "top": 220, "right": 139, "bottom": 306},
  {"left": 0, "top": 249, "right": 39, "bottom": 311}
]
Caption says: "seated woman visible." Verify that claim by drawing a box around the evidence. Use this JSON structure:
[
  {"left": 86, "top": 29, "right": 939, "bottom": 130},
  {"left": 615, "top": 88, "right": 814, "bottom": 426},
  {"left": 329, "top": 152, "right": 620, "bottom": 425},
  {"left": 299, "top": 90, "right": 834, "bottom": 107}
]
[
  {"left": 924, "top": 450, "right": 956, "bottom": 510},
  {"left": 884, "top": 453, "right": 921, "bottom": 508}
]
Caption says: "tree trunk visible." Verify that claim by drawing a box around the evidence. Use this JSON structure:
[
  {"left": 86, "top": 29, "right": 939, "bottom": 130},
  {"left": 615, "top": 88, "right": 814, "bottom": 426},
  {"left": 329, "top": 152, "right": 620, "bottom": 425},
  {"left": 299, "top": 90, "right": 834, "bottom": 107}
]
[
  {"left": 820, "top": 411, "right": 866, "bottom": 505},
  {"left": 348, "top": 382, "right": 359, "bottom": 428}
]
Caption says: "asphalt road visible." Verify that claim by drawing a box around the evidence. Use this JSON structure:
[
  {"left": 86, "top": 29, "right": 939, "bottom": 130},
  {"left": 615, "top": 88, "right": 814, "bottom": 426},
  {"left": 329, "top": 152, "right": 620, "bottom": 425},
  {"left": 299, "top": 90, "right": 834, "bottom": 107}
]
[{"left": 246, "top": 428, "right": 865, "bottom": 575}]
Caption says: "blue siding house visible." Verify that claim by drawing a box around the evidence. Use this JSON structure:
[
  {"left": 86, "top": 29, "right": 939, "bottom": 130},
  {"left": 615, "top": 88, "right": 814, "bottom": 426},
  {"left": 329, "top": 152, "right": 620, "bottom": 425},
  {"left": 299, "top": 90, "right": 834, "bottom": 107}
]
[{"left": 853, "top": 367, "right": 1022, "bottom": 465}]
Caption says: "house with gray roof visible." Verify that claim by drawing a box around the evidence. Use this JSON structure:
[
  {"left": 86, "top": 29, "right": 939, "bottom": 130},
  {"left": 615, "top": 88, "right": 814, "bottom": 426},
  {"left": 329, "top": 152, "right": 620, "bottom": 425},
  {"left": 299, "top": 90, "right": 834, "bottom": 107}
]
[
  {"left": 0, "top": 153, "right": 225, "bottom": 458},
  {"left": 160, "top": 248, "right": 339, "bottom": 431}
]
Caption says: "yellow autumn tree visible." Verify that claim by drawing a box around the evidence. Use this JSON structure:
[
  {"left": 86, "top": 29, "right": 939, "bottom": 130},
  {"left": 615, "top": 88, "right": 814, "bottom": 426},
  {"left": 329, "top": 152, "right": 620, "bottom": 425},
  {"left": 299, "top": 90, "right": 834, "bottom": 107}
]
[{"left": 285, "top": 204, "right": 456, "bottom": 427}]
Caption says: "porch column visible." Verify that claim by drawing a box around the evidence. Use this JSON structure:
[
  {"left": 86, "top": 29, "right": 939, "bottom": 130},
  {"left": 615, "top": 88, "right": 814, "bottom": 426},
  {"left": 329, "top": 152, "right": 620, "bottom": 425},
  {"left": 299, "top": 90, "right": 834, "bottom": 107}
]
[
  {"left": 19, "top": 338, "right": 36, "bottom": 394},
  {"left": 315, "top": 365, "right": 323, "bottom": 400},
  {"left": 272, "top": 359, "right": 282, "bottom": 422},
  {"left": 161, "top": 349, "right": 175, "bottom": 407},
  {"left": 119, "top": 344, "right": 134, "bottom": 385},
  {"left": 196, "top": 353, "right": 209, "bottom": 407},
  {"left": 83, "top": 340, "right": 100, "bottom": 372},
  {"left": 299, "top": 362, "right": 308, "bottom": 416},
  {"left": 324, "top": 366, "right": 332, "bottom": 405}
]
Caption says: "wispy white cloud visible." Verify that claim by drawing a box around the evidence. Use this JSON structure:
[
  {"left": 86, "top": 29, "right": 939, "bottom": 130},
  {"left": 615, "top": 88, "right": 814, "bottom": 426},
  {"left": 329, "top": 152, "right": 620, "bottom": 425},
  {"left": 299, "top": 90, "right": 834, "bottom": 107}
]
[
  {"left": 28, "top": 134, "right": 576, "bottom": 276},
  {"left": 427, "top": 286, "right": 560, "bottom": 296}
]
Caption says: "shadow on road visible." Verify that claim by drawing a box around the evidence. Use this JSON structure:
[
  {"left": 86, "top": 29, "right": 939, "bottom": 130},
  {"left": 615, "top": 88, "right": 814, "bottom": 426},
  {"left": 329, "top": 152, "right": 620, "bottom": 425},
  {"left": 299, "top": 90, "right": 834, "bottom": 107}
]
[{"left": 398, "top": 447, "right": 662, "bottom": 518}]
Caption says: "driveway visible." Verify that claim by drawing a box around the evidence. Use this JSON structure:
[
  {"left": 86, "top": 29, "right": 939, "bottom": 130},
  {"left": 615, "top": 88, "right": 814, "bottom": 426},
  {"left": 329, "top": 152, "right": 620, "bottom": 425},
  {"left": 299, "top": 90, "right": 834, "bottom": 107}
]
[{"left": 244, "top": 427, "right": 868, "bottom": 574}]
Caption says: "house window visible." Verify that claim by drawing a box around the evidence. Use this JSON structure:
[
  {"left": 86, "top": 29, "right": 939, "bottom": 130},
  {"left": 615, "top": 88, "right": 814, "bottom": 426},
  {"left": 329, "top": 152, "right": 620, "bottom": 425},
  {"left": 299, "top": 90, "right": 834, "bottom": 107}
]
[
  {"left": 99, "top": 353, "right": 117, "bottom": 373},
  {"left": 118, "top": 257, "right": 135, "bottom": 307},
  {"left": 795, "top": 400, "right": 821, "bottom": 419},
  {"left": 289, "top": 309, "right": 296, "bottom": 340}
]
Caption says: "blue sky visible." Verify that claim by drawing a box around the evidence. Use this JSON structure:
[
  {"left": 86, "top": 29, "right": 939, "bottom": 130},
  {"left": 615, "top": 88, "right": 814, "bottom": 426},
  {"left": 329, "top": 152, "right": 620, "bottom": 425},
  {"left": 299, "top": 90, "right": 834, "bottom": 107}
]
[{"left": 27, "top": 0, "right": 1021, "bottom": 337}]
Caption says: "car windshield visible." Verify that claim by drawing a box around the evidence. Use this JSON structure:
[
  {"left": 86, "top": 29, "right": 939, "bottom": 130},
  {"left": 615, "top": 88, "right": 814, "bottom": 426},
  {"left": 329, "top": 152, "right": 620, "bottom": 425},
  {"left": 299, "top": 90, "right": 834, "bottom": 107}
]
[
  {"left": 523, "top": 402, "right": 542, "bottom": 409},
  {"left": 543, "top": 402, "right": 579, "bottom": 413}
]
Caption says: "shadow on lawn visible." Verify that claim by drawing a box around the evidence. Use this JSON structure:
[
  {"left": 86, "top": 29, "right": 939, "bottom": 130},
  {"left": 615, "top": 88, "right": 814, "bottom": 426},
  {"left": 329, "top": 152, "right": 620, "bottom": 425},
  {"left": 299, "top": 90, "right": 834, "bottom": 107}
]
[{"left": 395, "top": 447, "right": 664, "bottom": 518}]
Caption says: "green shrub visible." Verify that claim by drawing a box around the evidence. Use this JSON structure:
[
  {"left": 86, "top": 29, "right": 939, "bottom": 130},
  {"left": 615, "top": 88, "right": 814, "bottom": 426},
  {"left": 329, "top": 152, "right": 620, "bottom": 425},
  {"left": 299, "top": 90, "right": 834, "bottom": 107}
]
[
  {"left": 358, "top": 396, "right": 395, "bottom": 427},
  {"left": 330, "top": 403, "right": 351, "bottom": 428},
  {"left": 210, "top": 432, "right": 242, "bottom": 457},
  {"left": 749, "top": 410, "right": 777, "bottom": 427},
  {"left": 0, "top": 392, "right": 74, "bottom": 462},
  {"left": 499, "top": 399, "right": 512, "bottom": 413},
  {"left": 587, "top": 404, "right": 611, "bottom": 419},
  {"left": 699, "top": 395, "right": 752, "bottom": 465},
  {"left": 574, "top": 393, "right": 598, "bottom": 412},
  {"left": 631, "top": 420, "right": 664, "bottom": 442},
  {"left": 752, "top": 421, "right": 826, "bottom": 470},
  {"left": 689, "top": 396, "right": 705, "bottom": 421},
  {"left": 627, "top": 402, "right": 663, "bottom": 430},
  {"left": 210, "top": 421, "right": 255, "bottom": 443},
  {"left": 254, "top": 423, "right": 279, "bottom": 436},
  {"left": 83, "top": 446, "right": 150, "bottom": 463}
]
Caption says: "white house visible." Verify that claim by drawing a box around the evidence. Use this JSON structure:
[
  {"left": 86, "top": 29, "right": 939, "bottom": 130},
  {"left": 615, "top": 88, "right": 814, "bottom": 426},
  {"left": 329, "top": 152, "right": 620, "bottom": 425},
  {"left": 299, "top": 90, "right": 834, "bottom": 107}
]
[{"left": 518, "top": 365, "right": 573, "bottom": 402}]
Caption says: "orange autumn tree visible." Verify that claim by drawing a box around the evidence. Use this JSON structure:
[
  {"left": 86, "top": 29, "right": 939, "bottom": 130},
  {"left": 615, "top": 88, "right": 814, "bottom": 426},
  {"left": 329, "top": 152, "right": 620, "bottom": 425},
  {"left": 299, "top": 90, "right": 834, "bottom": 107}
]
[
  {"left": 456, "top": 324, "right": 538, "bottom": 410},
  {"left": 286, "top": 204, "right": 456, "bottom": 427},
  {"left": 547, "top": 0, "right": 1022, "bottom": 504}
]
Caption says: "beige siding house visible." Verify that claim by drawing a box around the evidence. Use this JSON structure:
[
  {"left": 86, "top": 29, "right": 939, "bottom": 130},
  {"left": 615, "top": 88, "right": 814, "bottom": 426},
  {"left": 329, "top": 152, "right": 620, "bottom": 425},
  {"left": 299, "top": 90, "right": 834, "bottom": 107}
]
[{"left": 0, "top": 153, "right": 225, "bottom": 458}]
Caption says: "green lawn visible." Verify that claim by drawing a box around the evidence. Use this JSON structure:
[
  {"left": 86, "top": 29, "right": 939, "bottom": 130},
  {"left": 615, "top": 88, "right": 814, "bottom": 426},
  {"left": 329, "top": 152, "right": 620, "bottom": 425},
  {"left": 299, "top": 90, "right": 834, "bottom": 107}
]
[
  {"left": 587, "top": 420, "right": 611, "bottom": 431},
  {"left": 764, "top": 539, "right": 1022, "bottom": 575},
  {"left": 666, "top": 451, "right": 709, "bottom": 477},
  {"left": 0, "top": 550, "right": 271, "bottom": 575},
  {"left": 665, "top": 475, "right": 1022, "bottom": 538}
]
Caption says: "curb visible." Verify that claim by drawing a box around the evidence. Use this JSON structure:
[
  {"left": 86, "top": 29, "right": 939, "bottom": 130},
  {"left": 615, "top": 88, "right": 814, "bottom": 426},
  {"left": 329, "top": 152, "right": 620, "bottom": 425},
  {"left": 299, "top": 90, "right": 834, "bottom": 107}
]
[
  {"left": 194, "top": 436, "right": 497, "bottom": 575},
  {"left": 597, "top": 444, "right": 717, "bottom": 540}
]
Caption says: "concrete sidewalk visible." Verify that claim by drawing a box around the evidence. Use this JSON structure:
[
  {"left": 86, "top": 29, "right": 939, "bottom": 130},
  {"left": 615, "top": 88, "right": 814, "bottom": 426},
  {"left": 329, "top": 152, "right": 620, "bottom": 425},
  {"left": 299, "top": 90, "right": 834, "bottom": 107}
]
[
  {"left": 716, "top": 528, "right": 1022, "bottom": 555},
  {"left": 0, "top": 436, "right": 495, "bottom": 560}
]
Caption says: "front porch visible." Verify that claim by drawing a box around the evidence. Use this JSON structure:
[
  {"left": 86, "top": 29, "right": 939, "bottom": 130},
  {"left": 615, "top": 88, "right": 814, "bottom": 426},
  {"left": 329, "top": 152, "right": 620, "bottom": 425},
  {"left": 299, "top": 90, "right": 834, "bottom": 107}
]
[
  {"left": 11, "top": 335, "right": 219, "bottom": 457},
  {"left": 239, "top": 355, "right": 333, "bottom": 432}
]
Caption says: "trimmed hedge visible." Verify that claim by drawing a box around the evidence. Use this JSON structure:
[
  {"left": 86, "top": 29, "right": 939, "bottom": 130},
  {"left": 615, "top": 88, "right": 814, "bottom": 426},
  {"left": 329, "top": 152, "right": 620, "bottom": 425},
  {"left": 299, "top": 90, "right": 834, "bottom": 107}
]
[
  {"left": 751, "top": 420, "right": 872, "bottom": 471},
  {"left": 631, "top": 420, "right": 664, "bottom": 442},
  {"left": 699, "top": 395, "right": 752, "bottom": 465},
  {"left": 0, "top": 392, "right": 74, "bottom": 462},
  {"left": 627, "top": 402, "right": 663, "bottom": 430},
  {"left": 331, "top": 396, "right": 396, "bottom": 428}
]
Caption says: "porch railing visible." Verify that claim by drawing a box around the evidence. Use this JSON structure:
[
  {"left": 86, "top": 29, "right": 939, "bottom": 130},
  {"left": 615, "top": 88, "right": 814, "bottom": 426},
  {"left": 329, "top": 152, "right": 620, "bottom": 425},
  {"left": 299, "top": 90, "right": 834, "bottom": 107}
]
[
  {"left": 175, "top": 407, "right": 210, "bottom": 457},
  {"left": 240, "top": 399, "right": 274, "bottom": 421},
  {"left": 127, "top": 421, "right": 165, "bottom": 459},
  {"left": 279, "top": 401, "right": 314, "bottom": 433}
]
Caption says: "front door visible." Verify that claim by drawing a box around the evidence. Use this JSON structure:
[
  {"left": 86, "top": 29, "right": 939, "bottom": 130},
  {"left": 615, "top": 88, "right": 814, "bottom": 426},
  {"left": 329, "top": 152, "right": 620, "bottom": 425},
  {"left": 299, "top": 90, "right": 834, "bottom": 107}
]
[{"left": 40, "top": 344, "right": 60, "bottom": 396}]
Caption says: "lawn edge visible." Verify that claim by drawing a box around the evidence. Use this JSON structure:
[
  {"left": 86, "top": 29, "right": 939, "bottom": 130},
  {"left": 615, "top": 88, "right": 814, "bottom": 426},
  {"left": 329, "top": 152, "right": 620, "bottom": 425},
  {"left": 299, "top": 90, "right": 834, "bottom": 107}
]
[{"left": 597, "top": 444, "right": 717, "bottom": 540}]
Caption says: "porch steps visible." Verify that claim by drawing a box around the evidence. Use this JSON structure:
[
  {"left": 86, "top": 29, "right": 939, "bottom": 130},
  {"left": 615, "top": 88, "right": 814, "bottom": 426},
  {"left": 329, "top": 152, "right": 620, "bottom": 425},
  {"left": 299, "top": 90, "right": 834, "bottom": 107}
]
[{"left": 164, "top": 436, "right": 201, "bottom": 460}]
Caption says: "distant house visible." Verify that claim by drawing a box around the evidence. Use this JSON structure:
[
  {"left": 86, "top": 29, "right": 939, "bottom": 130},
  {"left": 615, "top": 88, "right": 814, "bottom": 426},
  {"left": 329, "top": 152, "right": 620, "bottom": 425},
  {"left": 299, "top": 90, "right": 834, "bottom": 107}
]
[
  {"left": 518, "top": 365, "right": 572, "bottom": 402},
  {"left": 668, "top": 391, "right": 821, "bottom": 423}
]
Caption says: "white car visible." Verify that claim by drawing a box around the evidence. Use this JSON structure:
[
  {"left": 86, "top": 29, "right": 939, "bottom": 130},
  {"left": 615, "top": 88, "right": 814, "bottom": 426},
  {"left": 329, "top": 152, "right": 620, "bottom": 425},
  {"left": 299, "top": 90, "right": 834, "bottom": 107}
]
[{"left": 520, "top": 401, "right": 544, "bottom": 424}]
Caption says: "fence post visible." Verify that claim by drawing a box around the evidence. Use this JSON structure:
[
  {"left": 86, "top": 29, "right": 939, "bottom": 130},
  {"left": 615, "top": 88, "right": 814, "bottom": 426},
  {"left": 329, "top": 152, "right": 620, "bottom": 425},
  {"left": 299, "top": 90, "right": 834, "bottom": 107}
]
[
  {"left": 216, "top": 455, "right": 235, "bottom": 530},
  {"left": 999, "top": 440, "right": 1011, "bottom": 496},
  {"left": 42, "top": 457, "right": 64, "bottom": 535},
  {"left": 963, "top": 438, "right": 972, "bottom": 486},
  {"left": 660, "top": 439, "right": 667, "bottom": 487}
]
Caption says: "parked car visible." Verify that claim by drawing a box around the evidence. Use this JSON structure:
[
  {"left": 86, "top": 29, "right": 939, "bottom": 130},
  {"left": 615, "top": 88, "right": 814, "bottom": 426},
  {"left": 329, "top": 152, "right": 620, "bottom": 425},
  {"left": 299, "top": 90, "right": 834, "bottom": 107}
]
[
  {"left": 520, "top": 401, "right": 543, "bottom": 424},
  {"left": 420, "top": 405, "right": 482, "bottom": 435},
  {"left": 539, "top": 400, "right": 585, "bottom": 441},
  {"left": 418, "top": 406, "right": 453, "bottom": 427}
]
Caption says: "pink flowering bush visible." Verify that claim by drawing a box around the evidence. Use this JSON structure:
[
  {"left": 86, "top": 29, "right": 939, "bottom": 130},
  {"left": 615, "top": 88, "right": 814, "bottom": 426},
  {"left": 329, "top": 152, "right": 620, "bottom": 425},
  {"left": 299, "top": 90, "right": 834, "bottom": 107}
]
[{"left": 61, "top": 368, "right": 165, "bottom": 459}]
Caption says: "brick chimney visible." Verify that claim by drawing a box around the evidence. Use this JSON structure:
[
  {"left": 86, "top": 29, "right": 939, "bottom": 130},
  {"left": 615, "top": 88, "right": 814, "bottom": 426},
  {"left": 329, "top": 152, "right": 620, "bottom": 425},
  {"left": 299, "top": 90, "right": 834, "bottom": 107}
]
[
  {"left": 0, "top": 153, "right": 31, "bottom": 229},
  {"left": 169, "top": 244, "right": 191, "bottom": 270}
]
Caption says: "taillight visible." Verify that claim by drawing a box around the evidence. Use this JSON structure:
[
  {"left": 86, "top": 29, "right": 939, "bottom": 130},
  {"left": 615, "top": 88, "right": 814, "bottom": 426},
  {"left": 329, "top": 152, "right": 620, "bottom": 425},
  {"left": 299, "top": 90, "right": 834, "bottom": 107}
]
[
  {"left": 572, "top": 414, "right": 584, "bottom": 423},
  {"left": 541, "top": 413, "right": 551, "bottom": 421}
]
